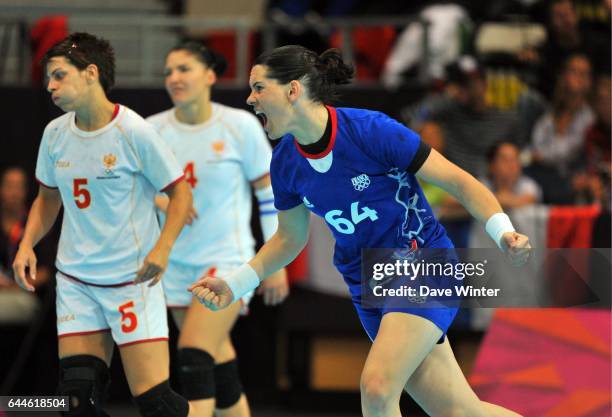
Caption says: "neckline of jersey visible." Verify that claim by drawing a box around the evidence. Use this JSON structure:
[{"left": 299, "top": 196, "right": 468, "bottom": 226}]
[
  {"left": 70, "top": 103, "right": 121, "bottom": 138},
  {"left": 293, "top": 105, "right": 337, "bottom": 160}
]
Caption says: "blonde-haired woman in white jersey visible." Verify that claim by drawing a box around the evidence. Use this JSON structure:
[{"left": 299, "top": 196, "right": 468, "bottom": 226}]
[
  {"left": 12, "top": 32, "right": 196, "bottom": 417},
  {"left": 147, "top": 42, "right": 289, "bottom": 417}
]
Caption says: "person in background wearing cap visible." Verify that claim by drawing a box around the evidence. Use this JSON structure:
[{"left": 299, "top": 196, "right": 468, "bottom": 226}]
[
  {"left": 412, "top": 56, "right": 523, "bottom": 180},
  {"left": 403, "top": 55, "right": 523, "bottom": 247}
]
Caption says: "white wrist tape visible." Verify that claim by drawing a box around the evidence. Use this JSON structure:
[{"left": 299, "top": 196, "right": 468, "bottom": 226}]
[
  {"left": 485, "top": 213, "right": 515, "bottom": 249},
  {"left": 255, "top": 184, "right": 278, "bottom": 241},
  {"left": 226, "top": 263, "right": 260, "bottom": 301}
]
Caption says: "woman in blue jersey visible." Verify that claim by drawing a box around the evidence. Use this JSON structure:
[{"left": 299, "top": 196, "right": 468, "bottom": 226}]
[
  {"left": 12, "top": 33, "right": 195, "bottom": 417},
  {"left": 190, "top": 45, "right": 530, "bottom": 417},
  {"left": 148, "top": 42, "right": 289, "bottom": 417}
]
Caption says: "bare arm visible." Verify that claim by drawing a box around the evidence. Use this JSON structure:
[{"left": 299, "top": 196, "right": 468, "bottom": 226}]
[
  {"left": 249, "top": 203, "right": 310, "bottom": 280},
  {"left": 12, "top": 186, "right": 62, "bottom": 291},
  {"left": 189, "top": 204, "right": 310, "bottom": 309},
  {"left": 495, "top": 190, "right": 537, "bottom": 209},
  {"left": 155, "top": 192, "right": 197, "bottom": 225},
  {"left": 134, "top": 179, "right": 192, "bottom": 285},
  {"left": 416, "top": 149, "right": 503, "bottom": 225},
  {"left": 159, "top": 179, "right": 192, "bottom": 249},
  {"left": 251, "top": 174, "right": 290, "bottom": 306},
  {"left": 416, "top": 149, "right": 530, "bottom": 258}
]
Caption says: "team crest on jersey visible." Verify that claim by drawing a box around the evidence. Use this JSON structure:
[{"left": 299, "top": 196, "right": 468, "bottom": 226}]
[
  {"left": 103, "top": 153, "right": 117, "bottom": 174},
  {"left": 351, "top": 174, "right": 370, "bottom": 191},
  {"left": 97, "top": 154, "right": 120, "bottom": 179},
  {"left": 211, "top": 140, "right": 225, "bottom": 154}
]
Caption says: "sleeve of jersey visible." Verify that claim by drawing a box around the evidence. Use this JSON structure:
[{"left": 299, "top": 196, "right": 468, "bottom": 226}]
[
  {"left": 35, "top": 128, "right": 57, "bottom": 188},
  {"left": 240, "top": 113, "right": 272, "bottom": 182},
  {"left": 135, "top": 124, "right": 184, "bottom": 192},
  {"left": 269, "top": 151, "right": 302, "bottom": 211},
  {"left": 363, "top": 113, "right": 430, "bottom": 173}
]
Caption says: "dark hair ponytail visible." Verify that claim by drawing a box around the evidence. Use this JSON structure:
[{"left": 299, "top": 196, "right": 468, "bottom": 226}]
[
  {"left": 169, "top": 40, "right": 227, "bottom": 77},
  {"left": 255, "top": 45, "right": 354, "bottom": 103},
  {"left": 317, "top": 49, "right": 353, "bottom": 86}
]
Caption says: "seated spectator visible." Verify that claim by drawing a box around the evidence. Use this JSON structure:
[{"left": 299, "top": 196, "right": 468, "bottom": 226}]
[
  {"left": 529, "top": 53, "right": 594, "bottom": 203},
  {"left": 0, "top": 167, "right": 51, "bottom": 302},
  {"left": 0, "top": 166, "right": 56, "bottom": 395},
  {"left": 481, "top": 141, "right": 542, "bottom": 209},
  {"left": 575, "top": 74, "right": 611, "bottom": 206},
  {"left": 521, "top": 0, "right": 610, "bottom": 99},
  {"left": 405, "top": 55, "right": 523, "bottom": 178}
]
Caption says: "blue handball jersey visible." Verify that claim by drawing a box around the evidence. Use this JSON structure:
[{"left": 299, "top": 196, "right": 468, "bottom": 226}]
[{"left": 270, "top": 106, "right": 450, "bottom": 283}]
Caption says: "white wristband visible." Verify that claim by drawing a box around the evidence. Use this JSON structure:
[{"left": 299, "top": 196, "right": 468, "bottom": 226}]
[
  {"left": 225, "top": 263, "right": 260, "bottom": 301},
  {"left": 485, "top": 213, "right": 515, "bottom": 249}
]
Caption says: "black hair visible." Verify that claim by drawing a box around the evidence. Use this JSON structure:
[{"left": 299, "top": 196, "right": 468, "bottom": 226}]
[
  {"left": 168, "top": 40, "right": 228, "bottom": 77},
  {"left": 42, "top": 32, "right": 115, "bottom": 94},
  {"left": 486, "top": 141, "right": 518, "bottom": 163},
  {"left": 445, "top": 55, "right": 484, "bottom": 85},
  {"left": 254, "top": 45, "right": 354, "bottom": 103}
]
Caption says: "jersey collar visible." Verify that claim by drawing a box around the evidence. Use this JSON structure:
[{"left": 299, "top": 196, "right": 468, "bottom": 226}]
[{"left": 293, "top": 105, "right": 337, "bottom": 160}]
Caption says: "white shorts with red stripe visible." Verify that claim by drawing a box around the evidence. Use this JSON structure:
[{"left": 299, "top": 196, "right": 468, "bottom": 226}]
[
  {"left": 56, "top": 271, "right": 168, "bottom": 347},
  {"left": 163, "top": 261, "right": 254, "bottom": 315}
]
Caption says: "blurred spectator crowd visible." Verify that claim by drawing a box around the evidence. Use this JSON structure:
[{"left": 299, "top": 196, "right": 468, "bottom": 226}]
[{"left": 266, "top": 0, "right": 610, "bottom": 209}]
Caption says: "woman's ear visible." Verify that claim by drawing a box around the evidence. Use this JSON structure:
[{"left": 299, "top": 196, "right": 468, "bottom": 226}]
[
  {"left": 207, "top": 67, "right": 217, "bottom": 85},
  {"left": 85, "top": 63, "right": 99, "bottom": 85},
  {"left": 288, "top": 79, "right": 301, "bottom": 103}
]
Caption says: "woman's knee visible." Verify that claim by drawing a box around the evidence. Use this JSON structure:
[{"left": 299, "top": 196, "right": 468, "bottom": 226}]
[{"left": 360, "top": 369, "right": 400, "bottom": 412}]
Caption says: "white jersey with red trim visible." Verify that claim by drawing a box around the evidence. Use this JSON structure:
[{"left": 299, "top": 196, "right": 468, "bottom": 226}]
[
  {"left": 35, "top": 105, "right": 184, "bottom": 285},
  {"left": 147, "top": 102, "right": 272, "bottom": 266}
]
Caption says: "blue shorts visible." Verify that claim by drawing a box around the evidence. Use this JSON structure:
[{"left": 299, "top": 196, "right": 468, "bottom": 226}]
[
  {"left": 352, "top": 297, "right": 458, "bottom": 343},
  {"left": 343, "top": 237, "right": 459, "bottom": 342}
]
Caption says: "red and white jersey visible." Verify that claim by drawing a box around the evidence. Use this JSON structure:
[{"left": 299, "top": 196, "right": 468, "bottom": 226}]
[
  {"left": 147, "top": 102, "right": 271, "bottom": 266},
  {"left": 36, "top": 105, "right": 184, "bottom": 285}
]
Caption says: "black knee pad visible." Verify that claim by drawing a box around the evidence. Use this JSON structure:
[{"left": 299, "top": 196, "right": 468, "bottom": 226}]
[
  {"left": 214, "top": 360, "right": 243, "bottom": 409},
  {"left": 177, "top": 347, "right": 215, "bottom": 400},
  {"left": 133, "top": 380, "right": 189, "bottom": 417},
  {"left": 58, "top": 355, "right": 111, "bottom": 417}
]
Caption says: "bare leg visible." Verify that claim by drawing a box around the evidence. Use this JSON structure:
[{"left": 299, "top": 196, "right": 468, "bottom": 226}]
[
  {"left": 360, "top": 313, "right": 442, "bottom": 417},
  {"left": 405, "top": 337, "right": 523, "bottom": 417},
  {"left": 119, "top": 340, "right": 171, "bottom": 396},
  {"left": 58, "top": 331, "right": 114, "bottom": 364},
  {"left": 360, "top": 312, "right": 524, "bottom": 417}
]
